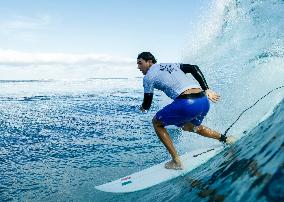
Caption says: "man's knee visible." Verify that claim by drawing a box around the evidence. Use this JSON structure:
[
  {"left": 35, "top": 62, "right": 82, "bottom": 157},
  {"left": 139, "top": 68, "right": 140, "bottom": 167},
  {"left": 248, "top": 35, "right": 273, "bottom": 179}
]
[
  {"left": 182, "top": 123, "right": 199, "bottom": 132},
  {"left": 152, "top": 116, "right": 164, "bottom": 128}
]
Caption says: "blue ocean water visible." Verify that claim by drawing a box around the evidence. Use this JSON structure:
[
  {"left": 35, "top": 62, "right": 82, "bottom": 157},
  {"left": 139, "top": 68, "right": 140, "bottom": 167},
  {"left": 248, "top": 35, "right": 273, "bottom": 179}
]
[{"left": 0, "top": 0, "right": 284, "bottom": 201}]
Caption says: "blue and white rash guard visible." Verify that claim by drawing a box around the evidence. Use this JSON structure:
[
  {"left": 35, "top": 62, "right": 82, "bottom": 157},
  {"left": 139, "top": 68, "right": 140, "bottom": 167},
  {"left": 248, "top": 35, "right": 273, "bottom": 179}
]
[{"left": 141, "top": 63, "right": 209, "bottom": 110}]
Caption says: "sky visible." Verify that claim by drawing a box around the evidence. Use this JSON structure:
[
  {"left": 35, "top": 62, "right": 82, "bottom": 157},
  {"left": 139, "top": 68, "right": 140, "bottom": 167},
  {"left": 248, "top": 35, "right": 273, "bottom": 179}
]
[{"left": 0, "top": 0, "right": 212, "bottom": 79}]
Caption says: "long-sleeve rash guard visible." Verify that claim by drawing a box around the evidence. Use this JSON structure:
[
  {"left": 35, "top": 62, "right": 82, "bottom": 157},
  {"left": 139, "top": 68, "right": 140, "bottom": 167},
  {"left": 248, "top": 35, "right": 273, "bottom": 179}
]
[{"left": 141, "top": 63, "right": 209, "bottom": 110}]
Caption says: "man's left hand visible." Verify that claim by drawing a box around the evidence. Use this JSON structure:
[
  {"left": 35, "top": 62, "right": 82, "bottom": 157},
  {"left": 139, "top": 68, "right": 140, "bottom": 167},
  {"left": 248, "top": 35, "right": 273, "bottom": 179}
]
[{"left": 205, "top": 89, "right": 220, "bottom": 103}]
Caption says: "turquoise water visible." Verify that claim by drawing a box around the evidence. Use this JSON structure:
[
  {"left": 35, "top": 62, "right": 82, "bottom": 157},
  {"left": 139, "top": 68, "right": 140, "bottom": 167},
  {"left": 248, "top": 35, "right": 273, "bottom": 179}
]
[
  {"left": 0, "top": 79, "right": 178, "bottom": 201},
  {"left": 1, "top": 0, "right": 284, "bottom": 201},
  {"left": 0, "top": 79, "right": 283, "bottom": 202}
]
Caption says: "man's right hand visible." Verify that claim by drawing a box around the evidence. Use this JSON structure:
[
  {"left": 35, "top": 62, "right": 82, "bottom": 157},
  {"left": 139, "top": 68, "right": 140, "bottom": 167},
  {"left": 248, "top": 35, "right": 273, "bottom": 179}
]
[{"left": 140, "top": 106, "right": 146, "bottom": 112}]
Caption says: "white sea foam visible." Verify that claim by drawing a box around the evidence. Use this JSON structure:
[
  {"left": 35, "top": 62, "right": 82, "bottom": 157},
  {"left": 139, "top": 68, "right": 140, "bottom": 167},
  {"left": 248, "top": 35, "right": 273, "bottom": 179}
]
[{"left": 178, "top": 0, "right": 284, "bottom": 149}]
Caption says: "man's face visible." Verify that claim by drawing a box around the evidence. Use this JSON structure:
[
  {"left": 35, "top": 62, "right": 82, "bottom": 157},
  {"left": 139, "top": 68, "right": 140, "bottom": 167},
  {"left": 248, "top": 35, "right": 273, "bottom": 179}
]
[{"left": 137, "top": 59, "right": 152, "bottom": 75}]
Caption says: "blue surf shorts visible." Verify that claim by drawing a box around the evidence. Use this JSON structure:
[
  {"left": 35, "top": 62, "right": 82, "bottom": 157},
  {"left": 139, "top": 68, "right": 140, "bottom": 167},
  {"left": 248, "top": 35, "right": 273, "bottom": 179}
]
[{"left": 155, "top": 92, "right": 210, "bottom": 127}]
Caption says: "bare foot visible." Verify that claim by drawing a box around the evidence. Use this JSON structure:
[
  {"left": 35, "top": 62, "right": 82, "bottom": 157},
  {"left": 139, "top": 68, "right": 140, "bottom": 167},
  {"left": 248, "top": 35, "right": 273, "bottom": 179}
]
[{"left": 165, "top": 160, "right": 183, "bottom": 170}]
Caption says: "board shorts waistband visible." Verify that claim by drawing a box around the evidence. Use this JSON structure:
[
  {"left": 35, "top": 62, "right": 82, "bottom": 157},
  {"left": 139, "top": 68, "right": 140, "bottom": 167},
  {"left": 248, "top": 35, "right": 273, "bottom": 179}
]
[{"left": 176, "top": 91, "right": 205, "bottom": 99}]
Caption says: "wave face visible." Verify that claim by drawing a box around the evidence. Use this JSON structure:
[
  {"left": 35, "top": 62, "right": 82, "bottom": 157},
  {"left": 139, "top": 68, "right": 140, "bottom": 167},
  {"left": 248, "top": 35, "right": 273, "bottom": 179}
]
[{"left": 179, "top": 98, "right": 284, "bottom": 202}]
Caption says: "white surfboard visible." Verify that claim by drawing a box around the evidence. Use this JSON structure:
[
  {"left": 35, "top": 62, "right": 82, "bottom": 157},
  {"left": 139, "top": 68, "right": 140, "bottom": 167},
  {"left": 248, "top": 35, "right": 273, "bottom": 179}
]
[{"left": 95, "top": 146, "right": 223, "bottom": 193}]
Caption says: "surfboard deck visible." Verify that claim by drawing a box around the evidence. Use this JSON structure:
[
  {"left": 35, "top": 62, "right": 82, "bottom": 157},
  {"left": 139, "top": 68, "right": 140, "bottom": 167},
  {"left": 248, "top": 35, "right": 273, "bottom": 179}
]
[{"left": 95, "top": 146, "right": 223, "bottom": 193}]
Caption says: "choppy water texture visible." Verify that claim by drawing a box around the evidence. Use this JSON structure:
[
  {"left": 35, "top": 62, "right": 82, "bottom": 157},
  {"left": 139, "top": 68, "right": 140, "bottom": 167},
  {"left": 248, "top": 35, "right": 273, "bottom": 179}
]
[
  {"left": 0, "top": 80, "right": 283, "bottom": 202},
  {"left": 1, "top": 0, "right": 284, "bottom": 201}
]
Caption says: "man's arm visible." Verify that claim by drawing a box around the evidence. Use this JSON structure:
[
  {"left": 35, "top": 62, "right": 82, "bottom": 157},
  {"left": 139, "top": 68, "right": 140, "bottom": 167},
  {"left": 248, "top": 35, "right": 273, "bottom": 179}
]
[
  {"left": 180, "top": 64, "right": 209, "bottom": 91},
  {"left": 180, "top": 64, "right": 220, "bottom": 103},
  {"left": 141, "top": 93, "right": 153, "bottom": 111}
]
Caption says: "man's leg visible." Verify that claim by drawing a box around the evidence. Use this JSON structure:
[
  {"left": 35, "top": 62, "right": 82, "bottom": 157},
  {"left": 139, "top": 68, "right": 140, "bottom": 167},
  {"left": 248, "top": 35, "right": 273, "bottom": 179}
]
[
  {"left": 152, "top": 116, "right": 182, "bottom": 169},
  {"left": 182, "top": 123, "right": 221, "bottom": 140},
  {"left": 182, "top": 123, "right": 237, "bottom": 144}
]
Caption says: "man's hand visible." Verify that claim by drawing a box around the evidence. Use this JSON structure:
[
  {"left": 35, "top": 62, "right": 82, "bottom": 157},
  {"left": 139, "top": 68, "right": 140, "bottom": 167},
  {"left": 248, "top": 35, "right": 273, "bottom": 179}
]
[
  {"left": 205, "top": 89, "right": 220, "bottom": 103},
  {"left": 140, "top": 106, "right": 146, "bottom": 112}
]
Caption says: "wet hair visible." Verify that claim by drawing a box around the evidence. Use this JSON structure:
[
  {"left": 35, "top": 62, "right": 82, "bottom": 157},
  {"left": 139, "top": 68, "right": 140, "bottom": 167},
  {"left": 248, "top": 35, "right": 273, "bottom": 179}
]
[{"left": 137, "top": 52, "right": 157, "bottom": 64}]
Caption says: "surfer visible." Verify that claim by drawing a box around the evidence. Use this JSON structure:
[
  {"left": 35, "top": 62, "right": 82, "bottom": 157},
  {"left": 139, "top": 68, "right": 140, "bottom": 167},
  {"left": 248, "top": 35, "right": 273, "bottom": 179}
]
[{"left": 137, "top": 52, "right": 236, "bottom": 170}]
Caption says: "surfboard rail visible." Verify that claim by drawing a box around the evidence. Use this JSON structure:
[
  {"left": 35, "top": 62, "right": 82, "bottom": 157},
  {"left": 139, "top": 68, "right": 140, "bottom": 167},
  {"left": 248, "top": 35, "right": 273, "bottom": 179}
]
[{"left": 95, "top": 146, "right": 223, "bottom": 193}]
